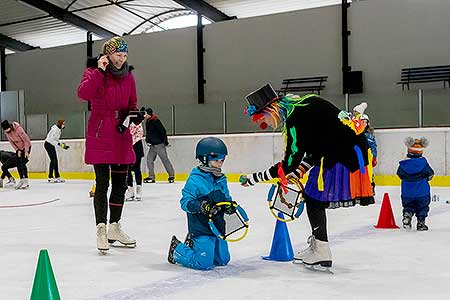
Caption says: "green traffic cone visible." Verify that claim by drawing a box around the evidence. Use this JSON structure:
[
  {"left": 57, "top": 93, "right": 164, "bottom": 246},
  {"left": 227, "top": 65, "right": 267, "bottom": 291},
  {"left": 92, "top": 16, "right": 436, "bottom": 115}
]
[{"left": 30, "top": 249, "right": 61, "bottom": 300}]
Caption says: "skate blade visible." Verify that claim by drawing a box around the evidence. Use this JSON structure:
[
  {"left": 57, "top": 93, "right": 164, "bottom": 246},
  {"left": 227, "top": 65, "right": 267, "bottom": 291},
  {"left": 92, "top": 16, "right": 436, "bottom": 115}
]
[
  {"left": 109, "top": 240, "right": 136, "bottom": 248},
  {"left": 98, "top": 249, "right": 109, "bottom": 255},
  {"left": 293, "top": 260, "right": 333, "bottom": 274}
]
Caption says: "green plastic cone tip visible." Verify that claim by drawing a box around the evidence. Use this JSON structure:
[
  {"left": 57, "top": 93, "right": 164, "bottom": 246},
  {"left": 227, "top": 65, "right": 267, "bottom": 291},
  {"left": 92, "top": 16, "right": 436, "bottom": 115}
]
[{"left": 30, "top": 249, "right": 61, "bottom": 300}]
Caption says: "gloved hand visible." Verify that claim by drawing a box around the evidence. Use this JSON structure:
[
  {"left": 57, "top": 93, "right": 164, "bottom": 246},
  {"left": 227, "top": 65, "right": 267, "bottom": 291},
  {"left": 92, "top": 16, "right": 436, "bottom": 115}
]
[
  {"left": 239, "top": 175, "right": 249, "bottom": 186},
  {"left": 372, "top": 157, "right": 377, "bottom": 167},
  {"left": 224, "top": 201, "right": 237, "bottom": 215},
  {"left": 200, "top": 200, "right": 221, "bottom": 216},
  {"left": 59, "top": 143, "right": 70, "bottom": 150}
]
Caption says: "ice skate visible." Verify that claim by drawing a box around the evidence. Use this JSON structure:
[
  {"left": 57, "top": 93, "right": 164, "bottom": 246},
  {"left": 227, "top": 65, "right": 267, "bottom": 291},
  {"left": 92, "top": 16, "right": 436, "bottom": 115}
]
[
  {"left": 5, "top": 177, "right": 16, "bottom": 187},
  {"left": 135, "top": 185, "right": 142, "bottom": 201},
  {"left": 55, "top": 177, "right": 65, "bottom": 183},
  {"left": 168, "top": 235, "right": 181, "bottom": 264},
  {"left": 168, "top": 177, "right": 175, "bottom": 183},
  {"left": 48, "top": 178, "right": 56, "bottom": 183},
  {"left": 294, "top": 238, "right": 332, "bottom": 273},
  {"left": 294, "top": 235, "right": 316, "bottom": 261},
  {"left": 15, "top": 178, "right": 29, "bottom": 190},
  {"left": 125, "top": 186, "right": 135, "bottom": 201},
  {"left": 417, "top": 219, "right": 428, "bottom": 231},
  {"left": 96, "top": 223, "right": 109, "bottom": 254},
  {"left": 402, "top": 212, "right": 412, "bottom": 230},
  {"left": 108, "top": 222, "right": 136, "bottom": 247},
  {"left": 143, "top": 177, "right": 155, "bottom": 183}
]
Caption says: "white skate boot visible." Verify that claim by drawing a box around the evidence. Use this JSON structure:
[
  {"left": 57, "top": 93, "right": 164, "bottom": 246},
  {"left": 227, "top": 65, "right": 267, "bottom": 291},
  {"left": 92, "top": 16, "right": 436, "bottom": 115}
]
[
  {"left": 55, "top": 177, "right": 65, "bottom": 183},
  {"left": 301, "top": 239, "right": 332, "bottom": 272},
  {"left": 294, "top": 235, "right": 316, "bottom": 261},
  {"left": 6, "top": 177, "right": 16, "bottom": 187},
  {"left": 125, "top": 186, "right": 135, "bottom": 201},
  {"left": 108, "top": 222, "right": 136, "bottom": 247},
  {"left": 96, "top": 223, "right": 109, "bottom": 254},
  {"left": 15, "top": 178, "right": 29, "bottom": 190},
  {"left": 135, "top": 185, "right": 142, "bottom": 201}
]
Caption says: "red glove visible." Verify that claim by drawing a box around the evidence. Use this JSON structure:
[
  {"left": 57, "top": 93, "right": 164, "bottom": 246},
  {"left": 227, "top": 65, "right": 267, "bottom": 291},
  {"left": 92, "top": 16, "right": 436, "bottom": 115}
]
[{"left": 372, "top": 157, "right": 377, "bottom": 167}]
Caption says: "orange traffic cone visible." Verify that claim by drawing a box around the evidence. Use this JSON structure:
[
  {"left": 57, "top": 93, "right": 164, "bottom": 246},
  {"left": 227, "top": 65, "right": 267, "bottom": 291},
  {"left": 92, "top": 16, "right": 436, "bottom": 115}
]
[{"left": 374, "top": 193, "right": 399, "bottom": 229}]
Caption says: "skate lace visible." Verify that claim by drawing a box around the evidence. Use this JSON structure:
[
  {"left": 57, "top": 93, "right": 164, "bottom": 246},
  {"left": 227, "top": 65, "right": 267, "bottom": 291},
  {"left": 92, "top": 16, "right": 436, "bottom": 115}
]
[
  {"left": 97, "top": 225, "right": 107, "bottom": 240},
  {"left": 307, "top": 235, "right": 317, "bottom": 250}
]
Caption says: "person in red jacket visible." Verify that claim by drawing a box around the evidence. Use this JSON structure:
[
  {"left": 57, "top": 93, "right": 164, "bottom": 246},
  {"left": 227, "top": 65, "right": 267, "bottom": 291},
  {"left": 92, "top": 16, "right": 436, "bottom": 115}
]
[
  {"left": 1, "top": 120, "right": 31, "bottom": 189},
  {"left": 77, "top": 36, "right": 137, "bottom": 253}
]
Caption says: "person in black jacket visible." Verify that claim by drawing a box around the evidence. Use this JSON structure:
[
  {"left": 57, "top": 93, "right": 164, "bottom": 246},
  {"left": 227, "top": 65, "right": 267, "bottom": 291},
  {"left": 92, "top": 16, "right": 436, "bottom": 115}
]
[
  {"left": 0, "top": 150, "right": 17, "bottom": 188},
  {"left": 143, "top": 107, "right": 175, "bottom": 183}
]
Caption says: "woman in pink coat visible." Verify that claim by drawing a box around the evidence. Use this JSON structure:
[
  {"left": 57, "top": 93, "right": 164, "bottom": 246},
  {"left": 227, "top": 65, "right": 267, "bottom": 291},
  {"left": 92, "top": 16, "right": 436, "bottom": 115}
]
[{"left": 77, "top": 36, "right": 137, "bottom": 253}]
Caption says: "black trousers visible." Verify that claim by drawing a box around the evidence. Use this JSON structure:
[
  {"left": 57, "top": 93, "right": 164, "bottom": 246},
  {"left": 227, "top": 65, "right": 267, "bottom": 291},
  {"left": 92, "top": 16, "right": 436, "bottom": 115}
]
[
  {"left": 44, "top": 141, "right": 60, "bottom": 178},
  {"left": 16, "top": 150, "right": 29, "bottom": 179},
  {"left": 127, "top": 156, "right": 143, "bottom": 186},
  {"left": 305, "top": 196, "right": 328, "bottom": 242},
  {"left": 1, "top": 157, "right": 16, "bottom": 179},
  {"left": 93, "top": 164, "right": 129, "bottom": 225}
]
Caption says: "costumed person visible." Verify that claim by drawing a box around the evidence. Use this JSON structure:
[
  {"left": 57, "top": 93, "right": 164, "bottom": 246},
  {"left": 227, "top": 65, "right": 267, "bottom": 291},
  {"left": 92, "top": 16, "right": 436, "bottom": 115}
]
[
  {"left": 360, "top": 113, "right": 377, "bottom": 195},
  {"left": 77, "top": 36, "right": 137, "bottom": 253},
  {"left": 143, "top": 107, "right": 175, "bottom": 183},
  {"left": 397, "top": 137, "right": 434, "bottom": 231},
  {"left": 0, "top": 150, "right": 16, "bottom": 188},
  {"left": 44, "top": 119, "right": 69, "bottom": 183},
  {"left": 240, "top": 84, "right": 374, "bottom": 269},
  {"left": 168, "top": 137, "right": 235, "bottom": 270},
  {"left": 125, "top": 110, "right": 145, "bottom": 201},
  {"left": 1, "top": 120, "right": 31, "bottom": 189}
]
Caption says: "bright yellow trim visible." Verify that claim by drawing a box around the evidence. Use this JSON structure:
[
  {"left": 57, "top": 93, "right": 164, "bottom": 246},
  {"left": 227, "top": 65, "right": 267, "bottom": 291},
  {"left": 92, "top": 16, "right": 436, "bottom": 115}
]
[{"left": 9, "top": 172, "right": 450, "bottom": 186}]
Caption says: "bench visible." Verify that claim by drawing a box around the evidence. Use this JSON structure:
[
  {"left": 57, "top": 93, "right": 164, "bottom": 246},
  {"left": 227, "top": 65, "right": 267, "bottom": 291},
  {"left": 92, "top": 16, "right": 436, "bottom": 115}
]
[
  {"left": 278, "top": 76, "right": 328, "bottom": 95},
  {"left": 397, "top": 65, "right": 450, "bottom": 90}
]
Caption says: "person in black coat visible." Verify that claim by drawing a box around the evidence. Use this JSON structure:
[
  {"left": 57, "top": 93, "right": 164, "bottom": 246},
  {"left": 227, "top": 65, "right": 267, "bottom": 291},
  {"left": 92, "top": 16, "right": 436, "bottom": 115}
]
[
  {"left": 143, "top": 107, "right": 175, "bottom": 183},
  {"left": 0, "top": 150, "right": 17, "bottom": 188}
]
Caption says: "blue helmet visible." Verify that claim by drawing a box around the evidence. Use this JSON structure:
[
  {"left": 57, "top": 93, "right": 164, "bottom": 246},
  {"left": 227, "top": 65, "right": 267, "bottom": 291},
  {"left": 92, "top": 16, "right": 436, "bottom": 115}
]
[{"left": 196, "top": 137, "right": 228, "bottom": 164}]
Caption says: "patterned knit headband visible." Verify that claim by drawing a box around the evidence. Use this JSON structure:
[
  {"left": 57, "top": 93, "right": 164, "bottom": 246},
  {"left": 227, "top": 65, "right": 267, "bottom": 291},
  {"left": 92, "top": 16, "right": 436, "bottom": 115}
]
[{"left": 103, "top": 36, "right": 128, "bottom": 55}]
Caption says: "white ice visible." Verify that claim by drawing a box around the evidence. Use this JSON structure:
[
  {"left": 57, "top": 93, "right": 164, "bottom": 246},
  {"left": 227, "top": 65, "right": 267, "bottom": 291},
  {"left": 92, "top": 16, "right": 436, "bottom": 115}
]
[{"left": 1, "top": 181, "right": 450, "bottom": 300}]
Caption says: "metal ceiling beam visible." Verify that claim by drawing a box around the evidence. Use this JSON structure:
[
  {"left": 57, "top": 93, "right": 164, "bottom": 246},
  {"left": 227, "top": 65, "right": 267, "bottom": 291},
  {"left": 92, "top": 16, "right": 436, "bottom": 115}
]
[
  {"left": 128, "top": 8, "right": 192, "bottom": 35},
  {"left": 0, "top": 33, "right": 37, "bottom": 52},
  {"left": 19, "top": 0, "right": 117, "bottom": 38},
  {"left": 172, "top": 0, "right": 234, "bottom": 21}
]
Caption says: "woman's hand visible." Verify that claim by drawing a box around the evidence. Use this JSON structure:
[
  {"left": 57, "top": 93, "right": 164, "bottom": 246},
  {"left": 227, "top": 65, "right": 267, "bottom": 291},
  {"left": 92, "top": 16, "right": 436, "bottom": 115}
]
[{"left": 97, "top": 55, "right": 109, "bottom": 71}]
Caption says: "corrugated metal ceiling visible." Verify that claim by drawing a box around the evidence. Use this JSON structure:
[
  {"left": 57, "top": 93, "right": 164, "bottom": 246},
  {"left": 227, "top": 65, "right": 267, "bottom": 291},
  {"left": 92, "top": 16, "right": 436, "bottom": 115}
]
[{"left": 0, "top": 0, "right": 342, "bottom": 51}]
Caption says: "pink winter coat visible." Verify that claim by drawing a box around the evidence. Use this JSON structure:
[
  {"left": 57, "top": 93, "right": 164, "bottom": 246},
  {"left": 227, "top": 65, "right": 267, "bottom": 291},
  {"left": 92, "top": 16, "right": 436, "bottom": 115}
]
[
  {"left": 77, "top": 67, "right": 137, "bottom": 165},
  {"left": 4, "top": 122, "right": 31, "bottom": 153}
]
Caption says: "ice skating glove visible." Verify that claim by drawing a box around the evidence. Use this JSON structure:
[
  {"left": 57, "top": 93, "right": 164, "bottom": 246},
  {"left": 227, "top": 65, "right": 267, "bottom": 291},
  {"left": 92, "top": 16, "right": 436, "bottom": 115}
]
[
  {"left": 223, "top": 201, "right": 238, "bottom": 215},
  {"left": 200, "top": 201, "right": 221, "bottom": 216},
  {"left": 59, "top": 142, "right": 70, "bottom": 150}
]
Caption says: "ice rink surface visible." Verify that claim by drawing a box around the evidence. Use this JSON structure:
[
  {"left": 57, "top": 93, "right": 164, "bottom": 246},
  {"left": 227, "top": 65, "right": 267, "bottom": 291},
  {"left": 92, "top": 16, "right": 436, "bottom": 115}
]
[{"left": 1, "top": 180, "right": 449, "bottom": 300}]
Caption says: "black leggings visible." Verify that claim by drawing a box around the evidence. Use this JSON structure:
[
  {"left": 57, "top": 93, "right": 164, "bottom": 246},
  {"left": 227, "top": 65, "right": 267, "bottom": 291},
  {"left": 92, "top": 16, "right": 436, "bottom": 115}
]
[
  {"left": 305, "top": 196, "right": 328, "bottom": 242},
  {"left": 127, "top": 156, "right": 143, "bottom": 186},
  {"left": 44, "top": 141, "right": 60, "bottom": 178},
  {"left": 16, "top": 150, "right": 29, "bottom": 179},
  {"left": 93, "top": 164, "right": 129, "bottom": 225}
]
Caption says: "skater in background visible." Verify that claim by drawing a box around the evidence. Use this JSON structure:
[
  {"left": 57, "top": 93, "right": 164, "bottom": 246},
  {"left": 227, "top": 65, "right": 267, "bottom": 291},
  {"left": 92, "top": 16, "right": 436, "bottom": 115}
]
[
  {"left": 168, "top": 137, "right": 234, "bottom": 270},
  {"left": 0, "top": 150, "right": 16, "bottom": 188},
  {"left": 1, "top": 120, "right": 31, "bottom": 189},
  {"left": 143, "top": 107, "right": 175, "bottom": 183},
  {"left": 240, "top": 84, "right": 374, "bottom": 269},
  {"left": 44, "top": 119, "right": 69, "bottom": 183},
  {"left": 360, "top": 114, "right": 377, "bottom": 194},
  {"left": 397, "top": 137, "right": 434, "bottom": 231},
  {"left": 77, "top": 36, "right": 137, "bottom": 253},
  {"left": 125, "top": 111, "right": 145, "bottom": 201}
]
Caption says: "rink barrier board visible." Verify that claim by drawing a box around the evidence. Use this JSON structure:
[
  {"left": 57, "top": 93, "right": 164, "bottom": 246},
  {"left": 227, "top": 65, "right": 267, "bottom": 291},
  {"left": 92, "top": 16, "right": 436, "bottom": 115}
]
[{"left": 6, "top": 172, "right": 450, "bottom": 187}]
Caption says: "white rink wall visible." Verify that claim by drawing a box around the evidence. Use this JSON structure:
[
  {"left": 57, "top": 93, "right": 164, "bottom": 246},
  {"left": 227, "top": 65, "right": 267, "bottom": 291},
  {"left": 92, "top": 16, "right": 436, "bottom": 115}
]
[{"left": 1, "top": 128, "right": 449, "bottom": 175}]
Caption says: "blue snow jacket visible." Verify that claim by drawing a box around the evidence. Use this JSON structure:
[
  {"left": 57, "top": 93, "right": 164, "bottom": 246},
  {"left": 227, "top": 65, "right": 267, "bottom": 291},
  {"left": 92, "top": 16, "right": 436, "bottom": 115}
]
[
  {"left": 397, "top": 157, "right": 434, "bottom": 198},
  {"left": 180, "top": 167, "right": 232, "bottom": 237},
  {"left": 364, "top": 131, "right": 377, "bottom": 158}
]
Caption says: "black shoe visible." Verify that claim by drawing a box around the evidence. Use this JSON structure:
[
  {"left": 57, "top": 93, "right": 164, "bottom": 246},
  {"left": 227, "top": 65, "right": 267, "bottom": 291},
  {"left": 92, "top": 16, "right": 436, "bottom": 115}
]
[
  {"left": 417, "top": 220, "right": 428, "bottom": 231},
  {"left": 168, "top": 235, "right": 181, "bottom": 264},
  {"left": 143, "top": 177, "right": 155, "bottom": 183},
  {"left": 402, "top": 212, "right": 412, "bottom": 229},
  {"left": 168, "top": 177, "right": 175, "bottom": 183}
]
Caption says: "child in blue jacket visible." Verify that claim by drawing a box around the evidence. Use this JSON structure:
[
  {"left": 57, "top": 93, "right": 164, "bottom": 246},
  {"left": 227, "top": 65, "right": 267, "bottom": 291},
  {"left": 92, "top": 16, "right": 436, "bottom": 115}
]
[
  {"left": 397, "top": 137, "right": 434, "bottom": 231},
  {"left": 168, "top": 137, "right": 234, "bottom": 270}
]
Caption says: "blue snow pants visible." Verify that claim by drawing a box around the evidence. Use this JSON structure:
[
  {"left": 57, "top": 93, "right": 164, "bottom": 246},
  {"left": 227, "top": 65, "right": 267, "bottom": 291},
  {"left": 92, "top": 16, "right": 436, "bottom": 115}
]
[
  {"left": 402, "top": 195, "right": 430, "bottom": 221},
  {"left": 173, "top": 235, "right": 230, "bottom": 270}
]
